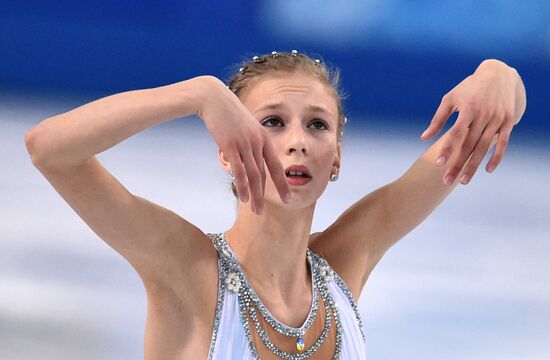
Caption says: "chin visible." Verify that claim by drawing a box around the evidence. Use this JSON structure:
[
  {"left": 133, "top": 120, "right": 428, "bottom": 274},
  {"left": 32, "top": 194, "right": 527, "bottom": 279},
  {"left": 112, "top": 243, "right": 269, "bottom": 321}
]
[{"left": 268, "top": 192, "right": 320, "bottom": 210}]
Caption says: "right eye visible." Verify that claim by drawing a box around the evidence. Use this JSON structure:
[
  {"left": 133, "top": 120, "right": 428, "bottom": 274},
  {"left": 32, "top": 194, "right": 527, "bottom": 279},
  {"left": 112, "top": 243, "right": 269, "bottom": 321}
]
[{"left": 261, "top": 117, "right": 284, "bottom": 127}]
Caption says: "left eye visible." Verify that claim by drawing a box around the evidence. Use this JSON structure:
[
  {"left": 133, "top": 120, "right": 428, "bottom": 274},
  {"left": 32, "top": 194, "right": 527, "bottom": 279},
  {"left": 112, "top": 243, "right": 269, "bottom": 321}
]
[
  {"left": 261, "top": 117, "right": 283, "bottom": 127},
  {"left": 309, "top": 120, "right": 328, "bottom": 130}
]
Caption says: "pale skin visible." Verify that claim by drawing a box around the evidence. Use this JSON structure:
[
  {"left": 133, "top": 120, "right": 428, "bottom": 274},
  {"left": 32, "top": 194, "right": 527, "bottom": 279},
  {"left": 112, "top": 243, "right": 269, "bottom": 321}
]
[{"left": 24, "top": 58, "right": 526, "bottom": 358}]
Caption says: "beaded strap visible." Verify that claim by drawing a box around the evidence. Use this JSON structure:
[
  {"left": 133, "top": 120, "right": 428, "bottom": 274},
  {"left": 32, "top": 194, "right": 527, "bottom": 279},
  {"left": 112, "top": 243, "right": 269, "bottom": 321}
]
[
  {"left": 206, "top": 250, "right": 226, "bottom": 359},
  {"left": 332, "top": 271, "right": 366, "bottom": 342},
  {"left": 309, "top": 251, "right": 367, "bottom": 343}
]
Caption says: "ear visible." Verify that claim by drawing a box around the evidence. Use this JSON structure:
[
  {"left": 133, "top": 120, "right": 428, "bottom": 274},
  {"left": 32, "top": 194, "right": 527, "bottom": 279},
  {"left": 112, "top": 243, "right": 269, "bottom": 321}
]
[
  {"left": 218, "top": 147, "right": 232, "bottom": 172},
  {"left": 333, "top": 142, "right": 342, "bottom": 169}
]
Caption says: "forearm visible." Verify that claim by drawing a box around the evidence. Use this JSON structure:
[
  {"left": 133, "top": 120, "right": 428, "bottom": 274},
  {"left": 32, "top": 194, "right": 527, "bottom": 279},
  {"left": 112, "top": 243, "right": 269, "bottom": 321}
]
[{"left": 25, "top": 75, "right": 213, "bottom": 167}]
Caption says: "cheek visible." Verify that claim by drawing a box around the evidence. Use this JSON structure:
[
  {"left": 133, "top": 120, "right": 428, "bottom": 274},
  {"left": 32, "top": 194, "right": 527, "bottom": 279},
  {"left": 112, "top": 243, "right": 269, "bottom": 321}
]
[{"left": 319, "top": 145, "right": 338, "bottom": 167}]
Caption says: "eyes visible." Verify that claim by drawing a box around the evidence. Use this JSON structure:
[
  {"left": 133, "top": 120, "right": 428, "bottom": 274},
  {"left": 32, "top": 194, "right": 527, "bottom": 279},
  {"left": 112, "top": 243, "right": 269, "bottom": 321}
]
[{"left": 261, "top": 116, "right": 329, "bottom": 130}]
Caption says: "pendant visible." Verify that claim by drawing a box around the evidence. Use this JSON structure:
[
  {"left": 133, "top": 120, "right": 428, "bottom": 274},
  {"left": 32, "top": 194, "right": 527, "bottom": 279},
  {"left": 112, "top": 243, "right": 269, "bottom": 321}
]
[{"left": 296, "top": 336, "right": 305, "bottom": 352}]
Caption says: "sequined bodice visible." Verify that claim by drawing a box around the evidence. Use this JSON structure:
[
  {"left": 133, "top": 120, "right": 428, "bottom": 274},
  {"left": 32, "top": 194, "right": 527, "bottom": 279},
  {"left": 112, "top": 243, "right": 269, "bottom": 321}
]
[{"left": 205, "top": 232, "right": 367, "bottom": 359}]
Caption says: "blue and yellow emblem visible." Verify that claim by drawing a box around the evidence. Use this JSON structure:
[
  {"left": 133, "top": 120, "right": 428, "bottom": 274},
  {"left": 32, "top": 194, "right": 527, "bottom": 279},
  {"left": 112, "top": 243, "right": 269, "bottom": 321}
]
[{"left": 296, "top": 337, "right": 305, "bottom": 352}]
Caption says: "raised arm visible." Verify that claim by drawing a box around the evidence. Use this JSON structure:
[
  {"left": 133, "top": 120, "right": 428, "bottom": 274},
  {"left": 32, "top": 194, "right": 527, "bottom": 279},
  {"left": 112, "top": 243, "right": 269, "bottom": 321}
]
[
  {"left": 25, "top": 74, "right": 290, "bottom": 290},
  {"left": 24, "top": 76, "right": 217, "bottom": 286},
  {"left": 312, "top": 59, "right": 526, "bottom": 299},
  {"left": 26, "top": 78, "right": 210, "bottom": 167},
  {"left": 375, "top": 59, "right": 526, "bottom": 256}
]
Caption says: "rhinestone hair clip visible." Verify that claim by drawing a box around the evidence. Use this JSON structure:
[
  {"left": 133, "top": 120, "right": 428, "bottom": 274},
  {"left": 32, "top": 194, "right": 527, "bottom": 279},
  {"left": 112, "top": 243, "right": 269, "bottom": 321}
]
[{"left": 239, "top": 50, "right": 321, "bottom": 74}]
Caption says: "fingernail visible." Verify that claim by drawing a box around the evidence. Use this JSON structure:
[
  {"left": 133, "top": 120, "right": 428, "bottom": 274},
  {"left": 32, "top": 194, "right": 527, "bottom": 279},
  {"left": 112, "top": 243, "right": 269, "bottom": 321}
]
[
  {"left": 444, "top": 176, "right": 454, "bottom": 185},
  {"left": 421, "top": 130, "right": 429, "bottom": 138},
  {"left": 487, "top": 164, "right": 495, "bottom": 173},
  {"left": 460, "top": 175, "right": 469, "bottom": 184},
  {"left": 437, "top": 156, "right": 446, "bottom": 166}
]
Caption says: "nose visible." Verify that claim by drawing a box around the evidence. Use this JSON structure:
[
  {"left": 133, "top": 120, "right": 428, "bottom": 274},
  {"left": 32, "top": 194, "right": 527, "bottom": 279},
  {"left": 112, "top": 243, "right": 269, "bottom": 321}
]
[{"left": 286, "top": 119, "right": 308, "bottom": 155}]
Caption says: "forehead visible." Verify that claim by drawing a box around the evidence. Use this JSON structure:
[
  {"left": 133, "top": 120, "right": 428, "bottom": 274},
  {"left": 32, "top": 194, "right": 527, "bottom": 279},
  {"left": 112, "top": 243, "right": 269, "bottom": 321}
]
[{"left": 242, "top": 73, "right": 338, "bottom": 119}]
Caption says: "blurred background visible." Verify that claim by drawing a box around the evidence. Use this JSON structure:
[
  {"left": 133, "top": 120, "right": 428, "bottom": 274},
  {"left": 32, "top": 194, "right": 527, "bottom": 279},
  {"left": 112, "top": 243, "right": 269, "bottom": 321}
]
[{"left": 1, "top": 1, "right": 549, "bottom": 359}]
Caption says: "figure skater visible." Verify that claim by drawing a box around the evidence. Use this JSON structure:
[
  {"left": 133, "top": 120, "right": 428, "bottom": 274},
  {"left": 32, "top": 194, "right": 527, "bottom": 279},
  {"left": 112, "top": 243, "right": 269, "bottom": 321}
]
[{"left": 24, "top": 50, "right": 526, "bottom": 359}]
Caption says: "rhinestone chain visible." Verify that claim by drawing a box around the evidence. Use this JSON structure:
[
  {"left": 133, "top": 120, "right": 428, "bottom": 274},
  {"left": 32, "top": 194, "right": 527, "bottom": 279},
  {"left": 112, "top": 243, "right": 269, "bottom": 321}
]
[{"left": 211, "top": 233, "right": 343, "bottom": 359}]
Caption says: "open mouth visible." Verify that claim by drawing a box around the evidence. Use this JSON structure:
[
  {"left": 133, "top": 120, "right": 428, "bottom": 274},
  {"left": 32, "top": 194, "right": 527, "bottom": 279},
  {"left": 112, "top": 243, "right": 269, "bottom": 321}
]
[
  {"left": 285, "top": 168, "right": 312, "bottom": 186},
  {"left": 285, "top": 170, "right": 312, "bottom": 178}
]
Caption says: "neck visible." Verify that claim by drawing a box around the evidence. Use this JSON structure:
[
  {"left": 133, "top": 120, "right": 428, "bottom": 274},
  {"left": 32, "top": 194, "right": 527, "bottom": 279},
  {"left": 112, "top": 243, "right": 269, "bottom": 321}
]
[{"left": 224, "top": 200, "right": 316, "bottom": 304}]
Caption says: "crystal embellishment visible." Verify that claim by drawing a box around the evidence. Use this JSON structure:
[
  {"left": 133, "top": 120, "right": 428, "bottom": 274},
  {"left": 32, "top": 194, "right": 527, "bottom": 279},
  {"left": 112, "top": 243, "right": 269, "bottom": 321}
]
[
  {"left": 319, "top": 259, "right": 335, "bottom": 284},
  {"left": 225, "top": 272, "right": 241, "bottom": 293}
]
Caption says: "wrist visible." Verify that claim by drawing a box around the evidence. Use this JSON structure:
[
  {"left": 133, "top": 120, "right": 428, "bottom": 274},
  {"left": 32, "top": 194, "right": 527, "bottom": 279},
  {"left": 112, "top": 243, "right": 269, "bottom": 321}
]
[
  {"left": 187, "top": 75, "right": 226, "bottom": 118},
  {"left": 475, "top": 58, "right": 512, "bottom": 74},
  {"left": 160, "top": 75, "right": 222, "bottom": 119},
  {"left": 513, "top": 70, "right": 527, "bottom": 125},
  {"left": 475, "top": 59, "right": 526, "bottom": 125}
]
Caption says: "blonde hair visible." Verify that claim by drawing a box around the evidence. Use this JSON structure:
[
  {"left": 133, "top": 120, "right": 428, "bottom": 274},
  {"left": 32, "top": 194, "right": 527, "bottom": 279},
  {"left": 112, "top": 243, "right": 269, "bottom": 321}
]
[{"left": 226, "top": 50, "right": 348, "bottom": 198}]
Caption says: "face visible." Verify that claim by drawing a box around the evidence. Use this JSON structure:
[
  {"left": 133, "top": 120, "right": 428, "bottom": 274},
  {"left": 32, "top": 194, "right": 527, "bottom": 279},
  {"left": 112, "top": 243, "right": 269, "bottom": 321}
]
[{"left": 234, "top": 72, "right": 342, "bottom": 209}]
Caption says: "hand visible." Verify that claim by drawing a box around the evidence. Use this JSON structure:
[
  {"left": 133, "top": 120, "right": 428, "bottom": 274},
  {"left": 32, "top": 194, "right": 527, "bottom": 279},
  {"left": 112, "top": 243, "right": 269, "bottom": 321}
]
[
  {"left": 195, "top": 76, "right": 291, "bottom": 214},
  {"left": 420, "top": 60, "right": 524, "bottom": 185}
]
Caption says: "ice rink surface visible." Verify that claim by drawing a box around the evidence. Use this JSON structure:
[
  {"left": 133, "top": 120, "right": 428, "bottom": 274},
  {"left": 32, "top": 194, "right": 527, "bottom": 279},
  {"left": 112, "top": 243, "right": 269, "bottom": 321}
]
[{"left": 1, "top": 95, "right": 549, "bottom": 359}]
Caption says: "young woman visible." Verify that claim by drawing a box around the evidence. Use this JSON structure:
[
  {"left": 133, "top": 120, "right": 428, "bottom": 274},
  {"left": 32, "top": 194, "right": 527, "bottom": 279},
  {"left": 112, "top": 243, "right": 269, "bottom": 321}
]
[{"left": 24, "top": 50, "right": 526, "bottom": 359}]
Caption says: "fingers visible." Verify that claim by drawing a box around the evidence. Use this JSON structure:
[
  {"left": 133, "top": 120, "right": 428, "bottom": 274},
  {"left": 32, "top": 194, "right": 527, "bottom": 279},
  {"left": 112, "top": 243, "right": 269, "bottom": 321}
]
[
  {"left": 253, "top": 144, "right": 266, "bottom": 198},
  {"left": 263, "top": 138, "right": 291, "bottom": 203},
  {"left": 226, "top": 128, "right": 290, "bottom": 215},
  {"left": 241, "top": 147, "right": 263, "bottom": 214},
  {"left": 457, "top": 125, "right": 499, "bottom": 185},
  {"left": 230, "top": 134, "right": 289, "bottom": 215},
  {"left": 440, "top": 107, "right": 513, "bottom": 186},
  {"left": 441, "top": 115, "right": 485, "bottom": 185},
  {"left": 228, "top": 152, "right": 249, "bottom": 203},
  {"left": 486, "top": 123, "right": 513, "bottom": 173},
  {"left": 450, "top": 119, "right": 496, "bottom": 185},
  {"left": 436, "top": 109, "right": 475, "bottom": 176},
  {"left": 421, "top": 94, "right": 455, "bottom": 141}
]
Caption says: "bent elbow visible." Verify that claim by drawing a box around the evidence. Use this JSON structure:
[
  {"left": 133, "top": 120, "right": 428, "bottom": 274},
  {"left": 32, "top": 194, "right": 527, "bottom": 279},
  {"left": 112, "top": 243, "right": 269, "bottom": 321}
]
[
  {"left": 24, "top": 127, "right": 41, "bottom": 164},
  {"left": 24, "top": 124, "right": 53, "bottom": 168}
]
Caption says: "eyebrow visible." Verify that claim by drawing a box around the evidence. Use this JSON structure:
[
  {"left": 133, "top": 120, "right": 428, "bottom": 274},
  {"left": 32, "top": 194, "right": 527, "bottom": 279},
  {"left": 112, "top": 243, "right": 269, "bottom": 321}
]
[{"left": 255, "top": 102, "right": 336, "bottom": 120}]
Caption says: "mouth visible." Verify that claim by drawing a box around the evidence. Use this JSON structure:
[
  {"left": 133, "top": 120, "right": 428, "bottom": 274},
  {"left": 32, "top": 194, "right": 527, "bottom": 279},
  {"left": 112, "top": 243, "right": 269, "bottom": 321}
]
[
  {"left": 285, "top": 171, "right": 312, "bottom": 179},
  {"left": 284, "top": 165, "right": 312, "bottom": 179},
  {"left": 286, "top": 175, "right": 312, "bottom": 186},
  {"left": 284, "top": 165, "right": 312, "bottom": 186}
]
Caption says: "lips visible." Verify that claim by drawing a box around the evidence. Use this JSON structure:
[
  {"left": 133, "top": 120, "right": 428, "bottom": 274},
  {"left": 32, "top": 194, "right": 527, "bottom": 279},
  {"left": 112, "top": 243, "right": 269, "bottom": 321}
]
[
  {"left": 284, "top": 164, "right": 312, "bottom": 186},
  {"left": 284, "top": 164, "right": 312, "bottom": 178},
  {"left": 287, "top": 177, "right": 311, "bottom": 186}
]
